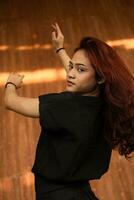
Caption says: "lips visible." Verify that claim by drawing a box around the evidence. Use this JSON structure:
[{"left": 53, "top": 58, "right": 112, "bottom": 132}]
[{"left": 67, "top": 80, "right": 75, "bottom": 85}]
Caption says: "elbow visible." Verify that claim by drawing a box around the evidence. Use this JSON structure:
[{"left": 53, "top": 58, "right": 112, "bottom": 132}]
[
  {"left": 5, "top": 105, "right": 11, "bottom": 110},
  {"left": 4, "top": 103, "right": 10, "bottom": 110}
]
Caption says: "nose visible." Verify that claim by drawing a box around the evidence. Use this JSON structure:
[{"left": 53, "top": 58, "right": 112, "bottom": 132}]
[{"left": 67, "top": 68, "right": 75, "bottom": 79}]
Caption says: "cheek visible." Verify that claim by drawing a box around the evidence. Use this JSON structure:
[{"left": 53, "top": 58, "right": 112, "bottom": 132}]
[{"left": 79, "top": 72, "right": 96, "bottom": 85}]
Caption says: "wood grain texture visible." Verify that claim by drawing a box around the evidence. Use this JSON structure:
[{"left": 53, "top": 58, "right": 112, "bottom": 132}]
[{"left": 0, "top": 0, "right": 134, "bottom": 199}]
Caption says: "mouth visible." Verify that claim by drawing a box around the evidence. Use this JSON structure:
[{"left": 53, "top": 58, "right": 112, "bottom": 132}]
[{"left": 67, "top": 80, "right": 75, "bottom": 85}]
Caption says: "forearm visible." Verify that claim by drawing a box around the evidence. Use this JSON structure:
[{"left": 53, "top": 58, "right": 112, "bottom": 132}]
[
  {"left": 4, "top": 82, "right": 39, "bottom": 118},
  {"left": 4, "top": 84, "right": 18, "bottom": 108},
  {"left": 57, "top": 49, "right": 71, "bottom": 72}
]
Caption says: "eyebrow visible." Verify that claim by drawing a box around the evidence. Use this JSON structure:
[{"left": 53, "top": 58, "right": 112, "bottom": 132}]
[{"left": 69, "top": 60, "right": 86, "bottom": 67}]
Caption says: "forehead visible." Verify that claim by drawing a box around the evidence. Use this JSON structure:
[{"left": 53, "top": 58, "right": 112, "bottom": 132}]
[{"left": 72, "top": 49, "right": 91, "bottom": 65}]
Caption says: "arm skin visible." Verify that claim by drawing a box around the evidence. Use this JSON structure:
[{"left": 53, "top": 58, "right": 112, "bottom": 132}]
[
  {"left": 51, "top": 22, "right": 71, "bottom": 72},
  {"left": 4, "top": 84, "right": 39, "bottom": 118},
  {"left": 57, "top": 48, "right": 71, "bottom": 73}
]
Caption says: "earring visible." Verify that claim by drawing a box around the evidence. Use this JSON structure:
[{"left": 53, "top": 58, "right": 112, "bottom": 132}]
[
  {"left": 96, "top": 75, "right": 105, "bottom": 84},
  {"left": 98, "top": 79, "right": 105, "bottom": 84},
  {"left": 97, "top": 78, "right": 101, "bottom": 84}
]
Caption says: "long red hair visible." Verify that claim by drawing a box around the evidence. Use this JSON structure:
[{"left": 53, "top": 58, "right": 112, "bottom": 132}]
[{"left": 74, "top": 37, "right": 134, "bottom": 159}]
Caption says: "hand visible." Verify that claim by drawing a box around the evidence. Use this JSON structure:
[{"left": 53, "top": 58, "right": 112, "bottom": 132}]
[
  {"left": 51, "top": 22, "right": 64, "bottom": 51},
  {"left": 6, "top": 72, "right": 25, "bottom": 89}
]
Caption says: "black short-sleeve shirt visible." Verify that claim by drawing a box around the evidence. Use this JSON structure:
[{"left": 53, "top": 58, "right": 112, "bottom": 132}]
[{"left": 31, "top": 91, "right": 112, "bottom": 192}]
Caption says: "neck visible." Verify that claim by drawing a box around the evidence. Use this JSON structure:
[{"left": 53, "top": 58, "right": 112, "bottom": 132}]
[{"left": 83, "top": 84, "right": 100, "bottom": 97}]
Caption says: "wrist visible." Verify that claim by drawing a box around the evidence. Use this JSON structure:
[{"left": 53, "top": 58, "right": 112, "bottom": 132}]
[
  {"left": 56, "top": 47, "right": 65, "bottom": 53},
  {"left": 5, "top": 82, "right": 17, "bottom": 89}
]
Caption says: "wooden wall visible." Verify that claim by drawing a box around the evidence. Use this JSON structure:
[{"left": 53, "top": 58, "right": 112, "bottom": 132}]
[{"left": 0, "top": 0, "right": 134, "bottom": 199}]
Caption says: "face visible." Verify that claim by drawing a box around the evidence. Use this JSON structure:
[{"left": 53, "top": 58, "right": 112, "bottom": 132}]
[{"left": 66, "top": 49, "right": 99, "bottom": 95}]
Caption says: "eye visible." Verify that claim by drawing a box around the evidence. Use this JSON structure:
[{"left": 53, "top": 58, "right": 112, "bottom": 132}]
[
  {"left": 78, "top": 68, "right": 84, "bottom": 72},
  {"left": 68, "top": 65, "right": 73, "bottom": 69}
]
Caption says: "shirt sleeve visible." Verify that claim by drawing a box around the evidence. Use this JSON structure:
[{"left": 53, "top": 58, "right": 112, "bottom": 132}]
[
  {"left": 38, "top": 92, "right": 78, "bottom": 131},
  {"left": 38, "top": 92, "right": 59, "bottom": 129}
]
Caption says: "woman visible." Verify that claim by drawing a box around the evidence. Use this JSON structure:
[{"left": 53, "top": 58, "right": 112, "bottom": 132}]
[{"left": 4, "top": 22, "right": 134, "bottom": 200}]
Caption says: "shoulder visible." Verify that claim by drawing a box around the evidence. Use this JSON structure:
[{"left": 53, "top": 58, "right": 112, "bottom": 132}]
[
  {"left": 38, "top": 91, "right": 105, "bottom": 109},
  {"left": 38, "top": 91, "right": 75, "bottom": 104}
]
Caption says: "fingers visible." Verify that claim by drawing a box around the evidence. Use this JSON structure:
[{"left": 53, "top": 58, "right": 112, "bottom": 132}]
[
  {"left": 52, "top": 31, "right": 56, "bottom": 39},
  {"left": 51, "top": 22, "right": 63, "bottom": 35},
  {"left": 51, "top": 25, "right": 58, "bottom": 38},
  {"left": 55, "top": 22, "right": 63, "bottom": 35},
  {"left": 16, "top": 73, "right": 25, "bottom": 80},
  {"left": 51, "top": 24, "right": 56, "bottom": 29},
  {"left": 22, "top": 74, "right": 25, "bottom": 78},
  {"left": 51, "top": 24, "right": 57, "bottom": 33},
  {"left": 21, "top": 75, "right": 25, "bottom": 79}
]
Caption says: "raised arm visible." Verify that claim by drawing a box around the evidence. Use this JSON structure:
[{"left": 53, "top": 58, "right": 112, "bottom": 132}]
[
  {"left": 51, "top": 22, "right": 71, "bottom": 73},
  {"left": 4, "top": 73, "right": 39, "bottom": 118}
]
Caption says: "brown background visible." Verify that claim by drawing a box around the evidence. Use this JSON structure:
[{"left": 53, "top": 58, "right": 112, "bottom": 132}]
[{"left": 0, "top": 0, "right": 134, "bottom": 199}]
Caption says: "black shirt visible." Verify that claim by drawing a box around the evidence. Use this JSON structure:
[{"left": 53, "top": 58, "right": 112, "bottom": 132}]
[{"left": 31, "top": 91, "right": 112, "bottom": 192}]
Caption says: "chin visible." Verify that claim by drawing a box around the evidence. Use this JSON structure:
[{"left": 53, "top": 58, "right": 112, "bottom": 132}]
[
  {"left": 66, "top": 88, "right": 74, "bottom": 92},
  {"left": 66, "top": 86, "right": 76, "bottom": 91}
]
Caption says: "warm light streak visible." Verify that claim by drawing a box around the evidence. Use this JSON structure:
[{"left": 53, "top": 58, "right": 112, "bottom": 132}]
[
  {"left": 0, "top": 171, "right": 34, "bottom": 192},
  {"left": 0, "top": 68, "right": 66, "bottom": 87},
  {"left": 0, "top": 45, "right": 10, "bottom": 51},
  {"left": 106, "top": 38, "right": 134, "bottom": 49},
  {"left": 0, "top": 38, "right": 133, "bottom": 51},
  {"left": 20, "top": 171, "right": 34, "bottom": 187},
  {"left": 16, "top": 44, "right": 52, "bottom": 51},
  {"left": 0, "top": 44, "right": 53, "bottom": 51}
]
